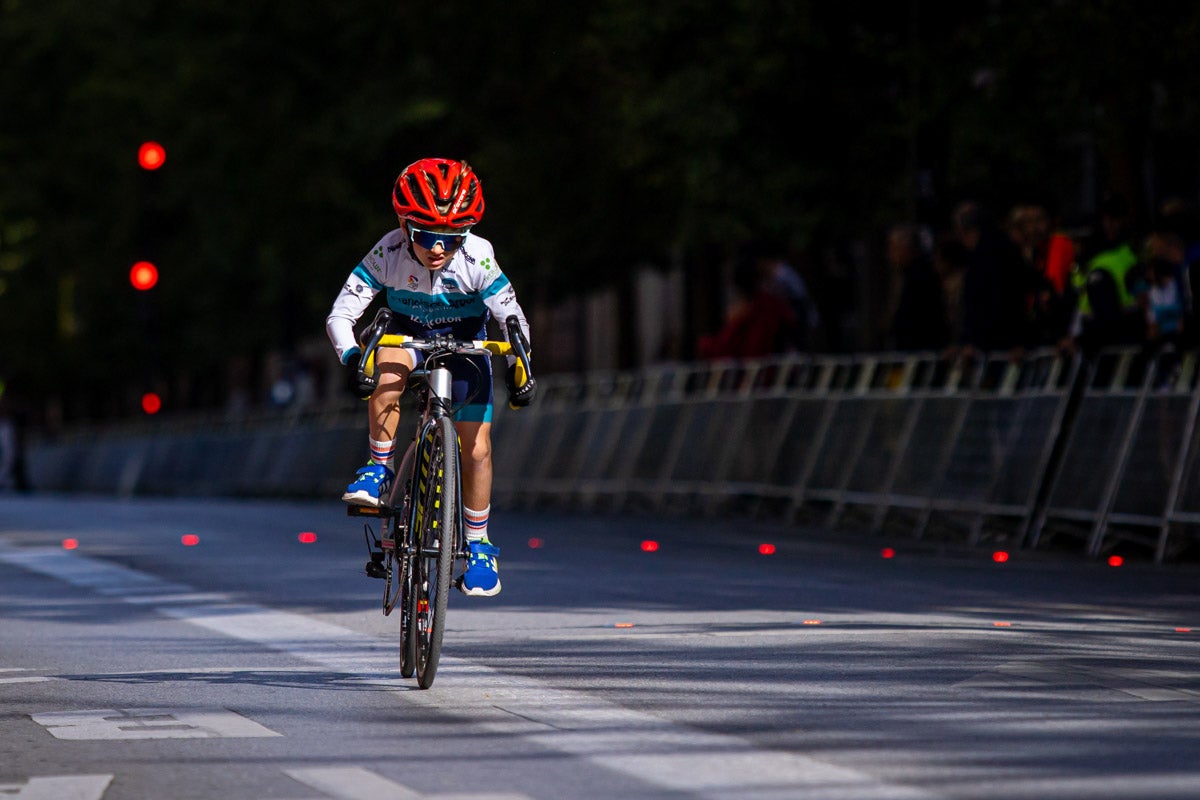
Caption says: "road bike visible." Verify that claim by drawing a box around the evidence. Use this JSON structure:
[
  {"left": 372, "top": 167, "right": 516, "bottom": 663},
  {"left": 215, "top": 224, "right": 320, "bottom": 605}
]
[{"left": 348, "top": 308, "right": 532, "bottom": 689}]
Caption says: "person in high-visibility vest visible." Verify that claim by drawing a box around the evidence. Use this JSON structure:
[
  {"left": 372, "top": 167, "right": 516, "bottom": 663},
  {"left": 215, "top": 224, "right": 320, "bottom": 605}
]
[{"left": 1063, "top": 192, "right": 1147, "bottom": 354}]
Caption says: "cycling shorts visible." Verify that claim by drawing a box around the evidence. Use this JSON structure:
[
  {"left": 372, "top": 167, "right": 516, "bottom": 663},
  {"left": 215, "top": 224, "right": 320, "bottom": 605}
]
[{"left": 383, "top": 319, "right": 495, "bottom": 423}]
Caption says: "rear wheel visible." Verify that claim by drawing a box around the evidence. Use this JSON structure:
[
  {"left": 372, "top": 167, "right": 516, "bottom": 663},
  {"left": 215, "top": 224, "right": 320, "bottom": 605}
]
[{"left": 413, "top": 416, "right": 459, "bottom": 689}]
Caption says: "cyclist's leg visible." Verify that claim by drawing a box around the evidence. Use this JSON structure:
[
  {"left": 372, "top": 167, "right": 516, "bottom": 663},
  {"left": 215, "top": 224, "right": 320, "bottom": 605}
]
[
  {"left": 456, "top": 422, "right": 492, "bottom": 507},
  {"left": 343, "top": 346, "right": 414, "bottom": 506},
  {"left": 451, "top": 355, "right": 501, "bottom": 596},
  {"left": 367, "top": 345, "right": 415, "bottom": 452},
  {"left": 457, "top": 421, "right": 500, "bottom": 596}
]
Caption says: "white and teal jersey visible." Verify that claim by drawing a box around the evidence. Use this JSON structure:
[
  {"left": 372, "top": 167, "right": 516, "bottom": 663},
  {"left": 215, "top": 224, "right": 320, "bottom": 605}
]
[{"left": 326, "top": 227, "right": 530, "bottom": 365}]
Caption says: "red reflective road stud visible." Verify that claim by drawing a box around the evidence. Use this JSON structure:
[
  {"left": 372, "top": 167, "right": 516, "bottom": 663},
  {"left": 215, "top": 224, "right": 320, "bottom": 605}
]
[
  {"left": 758, "top": 543, "right": 776, "bottom": 555},
  {"left": 640, "top": 540, "right": 659, "bottom": 552},
  {"left": 298, "top": 532, "right": 317, "bottom": 544},
  {"left": 62, "top": 538, "right": 79, "bottom": 550},
  {"left": 881, "top": 547, "right": 896, "bottom": 559},
  {"left": 993, "top": 551, "right": 1010, "bottom": 563},
  {"left": 181, "top": 534, "right": 200, "bottom": 546}
]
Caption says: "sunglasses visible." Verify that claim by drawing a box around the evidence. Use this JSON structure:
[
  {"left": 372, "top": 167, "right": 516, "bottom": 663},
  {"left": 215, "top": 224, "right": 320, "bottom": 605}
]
[{"left": 408, "top": 224, "right": 468, "bottom": 252}]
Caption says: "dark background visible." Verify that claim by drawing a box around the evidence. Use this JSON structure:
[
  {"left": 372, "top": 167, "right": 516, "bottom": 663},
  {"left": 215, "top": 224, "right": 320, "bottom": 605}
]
[{"left": 4, "top": 1, "right": 1200, "bottom": 427}]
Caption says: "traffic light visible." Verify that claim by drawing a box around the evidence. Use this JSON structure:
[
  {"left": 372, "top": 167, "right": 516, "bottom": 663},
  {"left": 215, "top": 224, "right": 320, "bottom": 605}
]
[
  {"left": 137, "top": 141, "right": 166, "bottom": 171},
  {"left": 129, "top": 260, "right": 159, "bottom": 291},
  {"left": 132, "top": 141, "right": 166, "bottom": 416},
  {"left": 133, "top": 140, "right": 165, "bottom": 295}
]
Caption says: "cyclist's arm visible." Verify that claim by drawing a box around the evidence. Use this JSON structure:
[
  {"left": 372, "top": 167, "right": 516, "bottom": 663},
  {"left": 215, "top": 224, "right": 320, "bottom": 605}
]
[
  {"left": 326, "top": 264, "right": 383, "bottom": 364},
  {"left": 481, "top": 280, "right": 530, "bottom": 365}
]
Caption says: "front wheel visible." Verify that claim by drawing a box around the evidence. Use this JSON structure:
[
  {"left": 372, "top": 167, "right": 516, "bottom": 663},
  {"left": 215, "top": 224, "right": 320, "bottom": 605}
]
[
  {"left": 412, "top": 415, "right": 459, "bottom": 689},
  {"left": 390, "top": 442, "right": 418, "bottom": 678}
]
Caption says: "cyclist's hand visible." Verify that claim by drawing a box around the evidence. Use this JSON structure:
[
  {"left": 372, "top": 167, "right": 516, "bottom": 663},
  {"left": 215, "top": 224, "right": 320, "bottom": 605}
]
[
  {"left": 505, "top": 363, "right": 536, "bottom": 408},
  {"left": 343, "top": 348, "right": 375, "bottom": 400}
]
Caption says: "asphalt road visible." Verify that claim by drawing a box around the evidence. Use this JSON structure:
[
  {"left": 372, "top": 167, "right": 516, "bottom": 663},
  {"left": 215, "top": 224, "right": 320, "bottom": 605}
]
[{"left": 1, "top": 493, "right": 1198, "bottom": 799}]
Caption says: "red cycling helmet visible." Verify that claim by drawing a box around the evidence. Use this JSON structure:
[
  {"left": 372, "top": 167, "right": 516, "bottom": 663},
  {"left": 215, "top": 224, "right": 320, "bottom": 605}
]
[{"left": 392, "top": 158, "right": 485, "bottom": 229}]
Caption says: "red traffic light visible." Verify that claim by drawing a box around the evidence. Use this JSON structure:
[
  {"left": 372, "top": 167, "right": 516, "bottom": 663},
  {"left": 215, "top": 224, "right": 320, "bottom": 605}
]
[
  {"left": 130, "top": 261, "right": 158, "bottom": 290},
  {"left": 141, "top": 392, "right": 162, "bottom": 415},
  {"left": 138, "top": 141, "right": 166, "bottom": 170}
]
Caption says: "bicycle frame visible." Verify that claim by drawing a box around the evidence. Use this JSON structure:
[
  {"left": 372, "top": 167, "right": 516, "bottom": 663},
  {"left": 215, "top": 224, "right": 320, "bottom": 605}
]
[{"left": 348, "top": 307, "right": 531, "bottom": 688}]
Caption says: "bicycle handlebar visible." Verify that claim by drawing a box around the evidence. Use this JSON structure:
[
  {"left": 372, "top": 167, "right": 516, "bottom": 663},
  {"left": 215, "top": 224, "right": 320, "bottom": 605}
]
[{"left": 355, "top": 309, "right": 533, "bottom": 395}]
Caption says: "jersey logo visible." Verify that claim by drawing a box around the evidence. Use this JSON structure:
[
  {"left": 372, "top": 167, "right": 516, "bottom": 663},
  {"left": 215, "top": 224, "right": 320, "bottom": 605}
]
[{"left": 407, "top": 274, "right": 419, "bottom": 289}]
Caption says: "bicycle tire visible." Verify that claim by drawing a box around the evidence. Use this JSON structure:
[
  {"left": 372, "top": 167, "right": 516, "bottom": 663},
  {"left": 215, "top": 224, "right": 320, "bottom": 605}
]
[
  {"left": 389, "top": 442, "right": 419, "bottom": 678},
  {"left": 384, "top": 441, "right": 416, "bottom": 615},
  {"left": 413, "top": 415, "right": 458, "bottom": 689},
  {"left": 399, "top": 554, "right": 416, "bottom": 678}
]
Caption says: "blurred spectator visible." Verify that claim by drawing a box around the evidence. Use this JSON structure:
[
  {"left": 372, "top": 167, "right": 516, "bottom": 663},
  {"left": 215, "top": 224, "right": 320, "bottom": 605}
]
[
  {"left": 1143, "top": 251, "right": 1185, "bottom": 341},
  {"left": 934, "top": 234, "right": 970, "bottom": 349},
  {"left": 952, "top": 201, "right": 1044, "bottom": 361},
  {"left": 698, "top": 255, "right": 798, "bottom": 360},
  {"left": 754, "top": 247, "right": 820, "bottom": 352},
  {"left": 884, "top": 223, "right": 950, "bottom": 351},
  {"left": 1007, "top": 202, "right": 1075, "bottom": 346},
  {"left": 1154, "top": 200, "right": 1200, "bottom": 340},
  {"left": 1158, "top": 196, "right": 1200, "bottom": 272},
  {"left": 1064, "top": 191, "right": 1147, "bottom": 354},
  {"left": 1142, "top": 231, "right": 1189, "bottom": 352},
  {"left": 1006, "top": 204, "right": 1050, "bottom": 266}
]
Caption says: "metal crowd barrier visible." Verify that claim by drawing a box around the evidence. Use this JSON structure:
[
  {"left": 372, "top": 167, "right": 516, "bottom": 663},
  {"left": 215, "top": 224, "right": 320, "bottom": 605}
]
[
  {"left": 491, "top": 345, "right": 1200, "bottom": 564},
  {"left": 1027, "top": 347, "right": 1200, "bottom": 562},
  {"left": 24, "top": 345, "right": 1200, "bottom": 563}
]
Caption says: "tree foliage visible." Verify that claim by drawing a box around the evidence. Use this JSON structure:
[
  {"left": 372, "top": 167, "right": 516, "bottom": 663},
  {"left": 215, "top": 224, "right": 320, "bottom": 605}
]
[{"left": 4, "top": 0, "right": 1200, "bottom": 423}]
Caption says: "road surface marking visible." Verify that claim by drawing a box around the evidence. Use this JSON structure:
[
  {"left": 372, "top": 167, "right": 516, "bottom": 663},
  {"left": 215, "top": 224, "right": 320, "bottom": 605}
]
[
  {"left": 285, "top": 767, "right": 533, "bottom": 800},
  {"left": 1, "top": 542, "right": 937, "bottom": 800},
  {"left": 31, "top": 708, "right": 281, "bottom": 740},
  {"left": 0, "top": 775, "right": 113, "bottom": 799}
]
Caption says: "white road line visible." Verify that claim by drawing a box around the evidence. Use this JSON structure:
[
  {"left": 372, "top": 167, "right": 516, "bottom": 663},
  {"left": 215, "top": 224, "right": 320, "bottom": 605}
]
[
  {"left": 31, "top": 708, "right": 282, "bottom": 740},
  {"left": 0, "top": 542, "right": 940, "bottom": 800},
  {"left": 0, "top": 775, "right": 113, "bottom": 800},
  {"left": 285, "top": 767, "right": 534, "bottom": 800}
]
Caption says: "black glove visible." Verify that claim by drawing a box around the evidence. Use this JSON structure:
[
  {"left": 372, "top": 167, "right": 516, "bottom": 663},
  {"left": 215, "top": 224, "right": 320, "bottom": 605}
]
[
  {"left": 343, "top": 349, "right": 375, "bottom": 400},
  {"left": 505, "top": 363, "right": 536, "bottom": 408}
]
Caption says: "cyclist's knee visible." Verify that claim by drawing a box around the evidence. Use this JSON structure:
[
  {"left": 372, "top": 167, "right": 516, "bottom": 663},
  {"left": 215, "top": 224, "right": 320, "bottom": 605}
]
[
  {"left": 463, "top": 436, "right": 492, "bottom": 466},
  {"left": 456, "top": 422, "right": 492, "bottom": 465},
  {"left": 374, "top": 370, "right": 408, "bottom": 395}
]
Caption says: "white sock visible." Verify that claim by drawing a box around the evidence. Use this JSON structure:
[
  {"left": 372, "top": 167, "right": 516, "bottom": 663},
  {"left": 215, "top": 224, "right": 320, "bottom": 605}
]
[
  {"left": 464, "top": 505, "right": 490, "bottom": 543},
  {"left": 369, "top": 437, "right": 395, "bottom": 470}
]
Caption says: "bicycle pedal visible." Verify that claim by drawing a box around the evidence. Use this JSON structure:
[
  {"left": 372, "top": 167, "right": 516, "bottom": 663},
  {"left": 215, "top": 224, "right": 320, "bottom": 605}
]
[{"left": 364, "top": 558, "right": 387, "bottom": 580}]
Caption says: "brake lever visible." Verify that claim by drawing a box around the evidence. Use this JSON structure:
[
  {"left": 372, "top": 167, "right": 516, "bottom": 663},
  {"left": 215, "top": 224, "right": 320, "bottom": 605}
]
[{"left": 504, "top": 315, "right": 533, "bottom": 384}]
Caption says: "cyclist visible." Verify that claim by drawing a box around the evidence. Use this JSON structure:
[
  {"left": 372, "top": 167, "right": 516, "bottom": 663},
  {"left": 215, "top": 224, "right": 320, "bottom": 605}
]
[{"left": 325, "top": 157, "right": 535, "bottom": 596}]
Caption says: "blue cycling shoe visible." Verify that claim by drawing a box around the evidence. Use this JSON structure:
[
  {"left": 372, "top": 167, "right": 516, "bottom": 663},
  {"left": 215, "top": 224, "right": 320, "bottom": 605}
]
[
  {"left": 459, "top": 540, "right": 501, "bottom": 596},
  {"left": 342, "top": 462, "right": 393, "bottom": 507}
]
